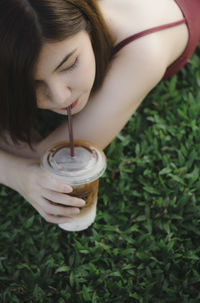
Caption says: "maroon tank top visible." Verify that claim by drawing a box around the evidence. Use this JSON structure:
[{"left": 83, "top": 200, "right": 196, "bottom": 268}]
[{"left": 112, "top": 0, "right": 200, "bottom": 78}]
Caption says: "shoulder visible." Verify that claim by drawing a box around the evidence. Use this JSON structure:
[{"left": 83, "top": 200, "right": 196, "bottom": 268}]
[
  {"left": 94, "top": 34, "right": 168, "bottom": 119},
  {"left": 99, "top": 0, "right": 185, "bottom": 41},
  {"left": 110, "top": 34, "right": 168, "bottom": 92},
  {"left": 96, "top": 0, "right": 188, "bottom": 107},
  {"left": 99, "top": 0, "right": 188, "bottom": 69}
]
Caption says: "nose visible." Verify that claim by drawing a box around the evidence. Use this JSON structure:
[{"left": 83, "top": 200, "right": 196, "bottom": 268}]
[{"left": 49, "top": 80, "right": 72, "bottom": 107}]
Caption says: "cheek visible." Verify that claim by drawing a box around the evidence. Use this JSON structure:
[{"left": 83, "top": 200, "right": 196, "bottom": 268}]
[
  {"left": 74, "top": 66, "right": 95, "bottom": 91},
  {"left": 77, "top": 49, "right": 96, "bottom": 89},
  {"left": 83, "top": 56, "right": 96, "bottom": 88},
  {"left": 89, "top": 57, "right": 96, "bottom": 85},
  {"left": 88, "top": 48, "right": 96, "bottom": 78}
]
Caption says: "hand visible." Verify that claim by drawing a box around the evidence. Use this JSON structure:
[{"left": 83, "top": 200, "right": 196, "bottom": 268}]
[{"left": 13, "top": 158, "right": 85, "bottom": 224}]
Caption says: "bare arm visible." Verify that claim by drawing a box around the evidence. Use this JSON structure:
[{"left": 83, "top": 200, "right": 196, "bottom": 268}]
[
  {"left": 37, "top": 35, "right": 169, "bottom": 154},
  {"left": 0, "top": 147, "right": 86, "bottom": 223},
  {"left": 0, "top": 130, "right": 41, "bottom": 159},
  {"left": 0, "top": 149, "right": 20, "bottom": 188}
]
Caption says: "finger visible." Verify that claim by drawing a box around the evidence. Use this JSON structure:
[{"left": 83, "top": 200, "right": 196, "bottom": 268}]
[
  {"left": 33, "top": 201, "right": 74, "bottom": 224},
  {"left": 42, "top": 189, "right": 85, "bottom": 207},
  {"left": 42, "top": 198, "right": 81, "bottom": 217},
  {"left": 40, "top": 174, "right": 73, "bottom": 193}
]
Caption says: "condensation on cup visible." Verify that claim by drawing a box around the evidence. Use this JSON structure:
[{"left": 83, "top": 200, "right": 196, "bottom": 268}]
[{"left": 40, "top": 140, "right": 106, "bottom": 232}]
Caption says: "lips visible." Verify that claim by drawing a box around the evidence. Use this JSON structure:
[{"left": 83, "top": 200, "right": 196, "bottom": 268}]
[
  {"left": 70, "top": 99, "right": 79, "bottom": 109},
  {"left": 61, "top": 98, "right": 79, "bottom": 110}
]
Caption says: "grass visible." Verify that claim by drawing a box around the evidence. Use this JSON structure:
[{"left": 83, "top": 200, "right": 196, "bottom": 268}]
[{"left": 0, "top": 46, "right": 200, "bottom": 303}]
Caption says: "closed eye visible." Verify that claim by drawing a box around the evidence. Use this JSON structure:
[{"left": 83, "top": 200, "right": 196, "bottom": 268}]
[
  {"left": 34, "top": 57, "right": 79, "bottom": 85},
  {"left": 63, "top": 57, "right": 78, "bottom": 72}
]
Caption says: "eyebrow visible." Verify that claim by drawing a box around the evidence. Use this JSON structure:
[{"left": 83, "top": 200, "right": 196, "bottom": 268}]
[{"left": 54, "top": 49, "right": 77, "bottom": 71}]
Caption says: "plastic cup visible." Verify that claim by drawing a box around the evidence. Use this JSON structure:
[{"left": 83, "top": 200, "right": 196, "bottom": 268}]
[{"left": 40, "top": 140, "right": 106, "bottom": 231}]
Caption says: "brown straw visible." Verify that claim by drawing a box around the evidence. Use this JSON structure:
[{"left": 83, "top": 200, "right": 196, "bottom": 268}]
[{"left": 67, "top": 106, "right": 75, "bottom": 157}]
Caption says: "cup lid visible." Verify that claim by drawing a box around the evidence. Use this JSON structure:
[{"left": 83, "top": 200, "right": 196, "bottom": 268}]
[{"left": 41, "top": 141, "right": 106, "bottom": 185}]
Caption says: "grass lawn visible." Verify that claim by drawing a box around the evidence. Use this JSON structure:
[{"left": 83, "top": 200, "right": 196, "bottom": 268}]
[{"left": 0, "top": 46, "right": 200, "bottom": 303}]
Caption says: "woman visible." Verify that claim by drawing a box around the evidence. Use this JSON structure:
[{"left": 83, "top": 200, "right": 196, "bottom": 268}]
[{"left": 0, "top": 0, "right": 199, "bottom": 224}]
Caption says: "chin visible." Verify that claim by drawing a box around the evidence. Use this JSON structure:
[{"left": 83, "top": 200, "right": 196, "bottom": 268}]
[{"left": 72, "top": 98, "right": 89, "bottom": 115}]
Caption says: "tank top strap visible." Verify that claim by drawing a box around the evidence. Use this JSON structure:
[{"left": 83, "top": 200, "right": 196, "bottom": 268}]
[{"left": 112, "top": 19, "right": 186, "bottom": 55}]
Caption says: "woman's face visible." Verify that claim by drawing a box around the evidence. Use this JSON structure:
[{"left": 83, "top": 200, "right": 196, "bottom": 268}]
[{"left": 34, "top": 30, "right": 96, "bottom": 115}]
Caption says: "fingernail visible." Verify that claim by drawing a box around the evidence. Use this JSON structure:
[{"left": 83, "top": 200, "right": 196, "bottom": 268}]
[
  {"left": 64, "top": 186, "right": 73, "bottom": 193},
  {"left": 78, "top": 200, "right": 86, "bottom": 206}
]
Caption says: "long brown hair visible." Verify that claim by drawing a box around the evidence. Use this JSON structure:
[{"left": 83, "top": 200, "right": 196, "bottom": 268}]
[{"left": 0, "top": 0, "right": 113, "bottom": 144}]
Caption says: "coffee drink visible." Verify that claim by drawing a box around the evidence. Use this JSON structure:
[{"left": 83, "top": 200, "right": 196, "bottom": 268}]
[{"left": 41, "top": 140, "right": 106, "bottom": 231}]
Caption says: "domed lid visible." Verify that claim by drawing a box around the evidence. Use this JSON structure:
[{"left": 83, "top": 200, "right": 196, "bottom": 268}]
[{"left": 41, "top": 141, "right": 106, "bottom": 185}]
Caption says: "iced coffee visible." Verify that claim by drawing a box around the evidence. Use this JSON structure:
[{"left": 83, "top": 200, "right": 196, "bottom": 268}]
[{"left": 41, "top": 140, "right": 106, "bottom": 231}]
